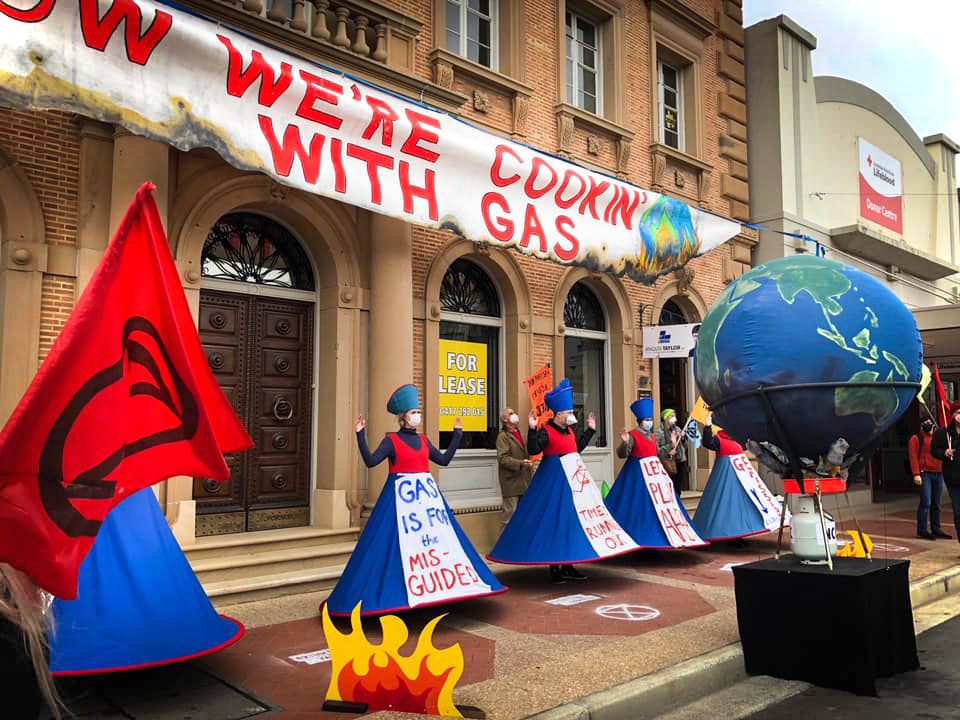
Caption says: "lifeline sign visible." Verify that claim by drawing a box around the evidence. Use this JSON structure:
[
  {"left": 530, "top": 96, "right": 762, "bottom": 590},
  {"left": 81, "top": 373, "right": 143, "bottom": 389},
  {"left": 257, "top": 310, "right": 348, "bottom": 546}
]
[
  {"left": 0, "top": 0, "right": 740, "bottom": 283},
  {"left": 438, "top": 339, "right": 487, "bottom": 432}
]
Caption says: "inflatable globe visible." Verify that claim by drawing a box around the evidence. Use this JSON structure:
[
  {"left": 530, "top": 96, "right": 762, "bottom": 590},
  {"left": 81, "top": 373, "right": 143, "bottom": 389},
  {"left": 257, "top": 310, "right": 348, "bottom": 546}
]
[{"left": 694, "top": 254, "right": 922, "bottom": 462}]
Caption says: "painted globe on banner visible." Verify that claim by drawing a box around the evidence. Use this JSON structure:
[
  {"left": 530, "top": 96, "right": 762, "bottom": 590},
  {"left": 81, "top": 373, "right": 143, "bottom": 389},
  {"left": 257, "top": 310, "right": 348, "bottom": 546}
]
[{"left": 694, "top": 254, "right": 922, "bottom": 461}]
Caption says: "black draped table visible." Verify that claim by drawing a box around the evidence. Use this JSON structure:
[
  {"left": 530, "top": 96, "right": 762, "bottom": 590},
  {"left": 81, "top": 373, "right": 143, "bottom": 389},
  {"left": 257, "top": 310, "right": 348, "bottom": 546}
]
[{"left": 732, "top": 556, "right": 918, "bottom": 695}]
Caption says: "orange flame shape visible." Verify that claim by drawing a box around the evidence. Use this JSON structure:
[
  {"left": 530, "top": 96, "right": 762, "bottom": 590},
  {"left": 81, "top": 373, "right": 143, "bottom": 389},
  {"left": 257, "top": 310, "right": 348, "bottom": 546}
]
[{"left": 322, "top": 603, "right": 464, "bottom": 718}]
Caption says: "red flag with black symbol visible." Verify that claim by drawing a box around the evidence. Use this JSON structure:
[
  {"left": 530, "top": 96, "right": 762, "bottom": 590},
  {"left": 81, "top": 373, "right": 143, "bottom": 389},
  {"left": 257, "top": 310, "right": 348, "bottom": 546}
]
[
  {"left": 934, "top": 364, "right": 949, "bottom": 428},
  {"left": 0, "top": 183, "right": 252, "bottom": 599}
]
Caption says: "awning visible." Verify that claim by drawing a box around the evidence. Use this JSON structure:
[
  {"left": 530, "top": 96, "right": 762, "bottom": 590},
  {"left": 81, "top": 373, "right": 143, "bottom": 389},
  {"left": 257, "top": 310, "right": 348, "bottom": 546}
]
[
  {"left": 0, "top": 0, "right": 741, "bottom": 284},
  {"left": 831, "top": 224, "right": 959, "bottom": 281}
]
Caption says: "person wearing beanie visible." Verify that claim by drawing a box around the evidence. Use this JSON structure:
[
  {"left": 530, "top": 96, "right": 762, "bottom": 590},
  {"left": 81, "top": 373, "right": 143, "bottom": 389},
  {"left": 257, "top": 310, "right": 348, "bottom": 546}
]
[
  {"left": 911, "top": 415, "right": 948, "bottom": 540},
  {"left": 325, "top": 384, "right": 506, "bottom": 615},
  {"left": 487, "top": 379, "right": 639, "bottom": 584},
  {"left": 655, "top": 408, "right": 688, "bottom": 498},
  {"left": 691, "top": 417, "right": 785, "bottom": 543},
  {"left": 605, "top": 398, "right": 706, "bottom": 548},
  {"left": 931, "top": 400, "right": 960, "bottom": 546}
]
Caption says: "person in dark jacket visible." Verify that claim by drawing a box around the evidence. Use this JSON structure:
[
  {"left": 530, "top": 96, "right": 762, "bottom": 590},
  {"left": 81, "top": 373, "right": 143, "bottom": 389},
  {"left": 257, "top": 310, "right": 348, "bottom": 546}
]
[
  {"left": 931, "top": 400, "right": 960, "bottom": 546},
  {"left": 910, "top": 416, "right": 948, "bottom": 539}
]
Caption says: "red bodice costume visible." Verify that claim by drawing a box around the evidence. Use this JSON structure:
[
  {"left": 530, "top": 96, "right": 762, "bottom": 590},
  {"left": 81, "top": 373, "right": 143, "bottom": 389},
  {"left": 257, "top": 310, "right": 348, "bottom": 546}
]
[
  {"left": 629, "top": 429, "right": 658, "bottom": 458},
  {"left": 714, "top": 432, "right": 744, "bottom": 458},
  {"left": 542, "top": 423, "right": 578, "bottom": 455},
  {"left": 387, "top": 433, "right": 430, "bottom": 473}
]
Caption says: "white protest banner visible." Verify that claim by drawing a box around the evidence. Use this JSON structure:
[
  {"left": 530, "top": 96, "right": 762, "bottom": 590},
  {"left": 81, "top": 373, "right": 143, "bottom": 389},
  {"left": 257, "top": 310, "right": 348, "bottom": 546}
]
[
  {"left": 728, "top": 454, "right": 788, "bottom": 532},
  {"left": 394, "top": 473, "right": 490, "bottom": 606},
  {"left": 637, "top": 457, "right": 705, "bottom": 547},
  {"left": 0, "top": 0, "right": 741, "bottom": 283},
  {"left": 559, "top": 453, "right": 638, "bottom": 557}
]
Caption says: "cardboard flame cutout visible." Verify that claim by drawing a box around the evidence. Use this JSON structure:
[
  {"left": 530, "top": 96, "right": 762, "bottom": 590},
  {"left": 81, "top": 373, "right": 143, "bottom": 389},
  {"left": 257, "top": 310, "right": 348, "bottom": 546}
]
[{"left": 322, "top": 603, "right": 464, "bottom": 718}]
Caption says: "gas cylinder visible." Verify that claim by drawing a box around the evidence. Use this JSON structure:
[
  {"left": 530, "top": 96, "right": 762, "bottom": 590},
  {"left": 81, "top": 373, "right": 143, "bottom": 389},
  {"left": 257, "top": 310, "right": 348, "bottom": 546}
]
[{"left": 789, "top": 495, "right": 838, "bottom": 562}]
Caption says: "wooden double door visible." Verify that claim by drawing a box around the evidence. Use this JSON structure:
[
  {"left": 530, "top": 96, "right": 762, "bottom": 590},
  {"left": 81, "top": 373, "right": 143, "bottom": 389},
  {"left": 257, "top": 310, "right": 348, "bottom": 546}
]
[{"left": 194, "top": 290, "right": 314, "bottom": 536}]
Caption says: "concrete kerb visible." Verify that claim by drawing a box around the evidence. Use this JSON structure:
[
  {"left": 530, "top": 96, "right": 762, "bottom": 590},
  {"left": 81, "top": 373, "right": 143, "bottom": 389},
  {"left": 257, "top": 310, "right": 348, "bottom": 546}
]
[{"left": 524, "top": 562, "right": 960, "bottom": 720}]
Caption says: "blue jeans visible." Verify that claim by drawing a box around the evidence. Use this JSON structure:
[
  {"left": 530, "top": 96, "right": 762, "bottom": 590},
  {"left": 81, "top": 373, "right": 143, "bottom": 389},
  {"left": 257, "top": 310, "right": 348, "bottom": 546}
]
[{"left": 918, "top": 471, "right": 944, "bottom": 534}]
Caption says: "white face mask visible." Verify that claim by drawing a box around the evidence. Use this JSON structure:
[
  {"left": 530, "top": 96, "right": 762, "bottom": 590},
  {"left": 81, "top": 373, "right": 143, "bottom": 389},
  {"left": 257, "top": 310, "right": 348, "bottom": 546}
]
[
  {"left": 641, "top": 420, "right": 654, "bottom": 431},
  {"left": 407, "top": 412, "right": 422, "bottom": 428},
  {"left": 668, "top": 416, "right": 677, "bottom": 426},
  {"left": 565, "top": 413, "right": 578, "bottom": 426},
  {"left": 508, "top": 413, "right": 520, "bottom": 425}
]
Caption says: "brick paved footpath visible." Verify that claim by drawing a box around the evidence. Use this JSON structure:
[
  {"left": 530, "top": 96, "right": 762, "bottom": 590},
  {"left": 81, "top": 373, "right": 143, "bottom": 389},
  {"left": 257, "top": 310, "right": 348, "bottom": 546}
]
[{"left": 52, "top": 497, "right": 960, "bottom": 720}]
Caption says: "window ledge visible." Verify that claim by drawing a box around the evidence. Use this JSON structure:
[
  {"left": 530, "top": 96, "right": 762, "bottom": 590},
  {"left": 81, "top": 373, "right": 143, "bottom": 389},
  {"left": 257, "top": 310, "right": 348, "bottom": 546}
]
[
  {"left": 554, "top": 102, "right": 635, "bottom": 177},
  {"left": 649, "top": 142, "right": 715, "bottom": 207},
  {"left": 430, "top": 48, "right": 534, "bottom": 137}
]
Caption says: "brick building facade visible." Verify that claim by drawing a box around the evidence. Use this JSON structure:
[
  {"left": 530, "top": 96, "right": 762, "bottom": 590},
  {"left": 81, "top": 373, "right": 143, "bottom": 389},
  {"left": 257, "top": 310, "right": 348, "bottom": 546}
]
[{"left": 0, "top": 0, "right": 753, "bottom": 600}]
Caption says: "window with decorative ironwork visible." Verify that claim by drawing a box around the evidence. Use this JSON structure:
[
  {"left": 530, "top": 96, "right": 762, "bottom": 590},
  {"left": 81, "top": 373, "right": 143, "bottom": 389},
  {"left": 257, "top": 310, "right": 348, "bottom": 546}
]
[
  {"left": 201, "top": 213, "right": 315, "bottom": 291},
  {"left": 439, "top": 258, "right": 502, "bottom": 451},
  {"left": 440, "top": 259, "right": 501, "bottom": 317},
  {"left": 564, "top": 282, "right": 605, "bottom": 331},
  {"left": 659, "top": 299, "right": 687, "bottom": 326}
]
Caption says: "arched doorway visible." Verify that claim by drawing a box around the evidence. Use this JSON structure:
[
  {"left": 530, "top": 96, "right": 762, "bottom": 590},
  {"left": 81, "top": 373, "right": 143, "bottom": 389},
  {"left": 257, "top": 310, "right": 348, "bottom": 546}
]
[
  {"left": 658, "top": 299, "right": 690, "bottom": 489},
  {"left": 194, "top": 212, "right": 317, "bottom": 536}
]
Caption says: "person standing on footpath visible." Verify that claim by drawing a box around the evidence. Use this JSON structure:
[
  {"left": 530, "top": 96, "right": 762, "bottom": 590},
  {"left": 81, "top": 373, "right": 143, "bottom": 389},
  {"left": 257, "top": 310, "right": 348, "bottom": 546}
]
[
  {"left": 911, "top": 415, "right": 949, "bottom": 540},
  {"left": 496, "top": 407, "right": 532, "bottom": 527},
  {"left": 656, "top": 408, "right": 687, "bottom": 498},
  {"left": 931, "top": 400, "right": 960, "bottom": 545}
]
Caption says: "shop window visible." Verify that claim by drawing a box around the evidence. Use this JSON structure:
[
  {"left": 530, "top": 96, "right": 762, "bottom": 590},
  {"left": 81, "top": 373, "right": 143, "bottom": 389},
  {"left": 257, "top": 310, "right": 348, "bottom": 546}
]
[
  {"left": 445, "top": 0, "right": 498, "bottom": 69},
  {"left": 201, "top": 213, "right": 315, "bottom": 291},
  {"left": 565, "top": 11, "right": 601, "bottom": 114},
  {"left": 657, "top": 59, "right": 683, "bottom": 151},
  {"left": 439, "top": 259, "right": 502, "bottom": 450},
  {"left": 563, "top": 282, "right": 608, "bottom": 447}
]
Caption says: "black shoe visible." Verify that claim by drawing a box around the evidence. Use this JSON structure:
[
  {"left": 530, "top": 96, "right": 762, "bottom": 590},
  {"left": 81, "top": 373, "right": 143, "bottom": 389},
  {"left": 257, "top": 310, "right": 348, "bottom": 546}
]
[
  {"left": 560, "top": 564, "right": 588, "bottom": 581},
  {"left": 549, "top": 566, "right": 567, "bottom": 584},
  {"left": 917, "top": 531, "right": 936, "bottom": 540},
  {"left": 933, "top": 530, "right": 952, "bottom": 539}
]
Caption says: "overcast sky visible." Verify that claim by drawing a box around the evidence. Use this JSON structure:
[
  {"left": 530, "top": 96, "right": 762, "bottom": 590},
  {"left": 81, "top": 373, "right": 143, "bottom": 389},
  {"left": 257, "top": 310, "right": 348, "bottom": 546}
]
[{"left": 743, "top": 0, "right": 960, "bottom": 175}]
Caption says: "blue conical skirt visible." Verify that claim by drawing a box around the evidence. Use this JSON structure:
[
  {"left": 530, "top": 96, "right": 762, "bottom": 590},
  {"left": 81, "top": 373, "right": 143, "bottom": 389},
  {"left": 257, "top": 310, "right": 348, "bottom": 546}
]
[
  {"left": 606, "top": 456, "right": 703, "bottom": 548},
  {"left": 325, "top": 473, "right": 506, "bottom": 616},
  {"left": 692, "top": 456, "right": 772, "bottom": 540},
  {"left": 487, "top": 455, "right": 640, "bottom": 564},
  {"left": 50, "top": 489, "right": 244, "bottom": 675}
]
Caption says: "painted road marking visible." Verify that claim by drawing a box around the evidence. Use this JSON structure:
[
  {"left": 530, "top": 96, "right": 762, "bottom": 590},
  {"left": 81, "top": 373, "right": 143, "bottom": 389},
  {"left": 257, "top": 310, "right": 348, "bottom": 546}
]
[
  {"left": 595, "top": 604, "right": 661, "bottom": 622},
  {"left": 545, "top": 593, "right": 602, "bottom": 606},
  {"left": 289, "top": 649, "right": 331, "bottom": 665},
  {"left": 720, "top": 562, "right": 747, "bottom": 572}
]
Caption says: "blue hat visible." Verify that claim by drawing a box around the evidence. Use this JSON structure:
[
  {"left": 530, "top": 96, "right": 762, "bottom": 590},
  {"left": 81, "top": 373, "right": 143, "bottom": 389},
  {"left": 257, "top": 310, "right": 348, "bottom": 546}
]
[
  {"left": 544, "top": 378, "right": 574, "bottom": 413},
  {"left": 386, "top": 384, "right": 420, "bottom": 414},
  {"left": 630, "top": 398, "right": 654, "bottom": 422}
]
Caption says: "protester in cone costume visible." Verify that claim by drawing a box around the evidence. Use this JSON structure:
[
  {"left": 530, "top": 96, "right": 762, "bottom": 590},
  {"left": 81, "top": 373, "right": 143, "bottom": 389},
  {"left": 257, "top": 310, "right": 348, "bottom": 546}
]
[
  {"left": 488, "top": 379, "right": 639, "bottom": 583},
  {"left": 605, "top": 398, "right": 706, "bottom": 548},
  {"left": 690, "top": 419, "right": 776, "bottom": 542},
  {"left": 326, "top": 384, "right": 505, "bottom": 615}
]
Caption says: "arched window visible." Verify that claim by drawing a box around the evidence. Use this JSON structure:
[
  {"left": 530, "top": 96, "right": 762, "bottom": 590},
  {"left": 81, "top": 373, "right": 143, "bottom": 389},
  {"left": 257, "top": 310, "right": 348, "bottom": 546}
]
[
  {"left": 563, "top": 282, "right": 608, "bottom": 447},
  {"left": 658, "top": 298, "right": 687, "bottom": 326},
  {"left": 439, "top": 259, "right": 502, "bottom": 450},
  {"left": 201, "top": 213, "right": 315, "bottom": 291}
]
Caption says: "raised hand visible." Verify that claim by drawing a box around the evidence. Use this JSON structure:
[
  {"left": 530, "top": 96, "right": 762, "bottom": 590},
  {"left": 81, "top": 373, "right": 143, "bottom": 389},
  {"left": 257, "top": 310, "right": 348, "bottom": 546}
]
[
  {"left": 529, "top": 410, "right": 538, "bottom": 429},
  {"left": 454, "top": 417, "right": 463, "bottom": 430},
  {"left": 620, "top": 428, "right": 629, "bottom": 444},
  {"left": 355, "top": 415, "right": 366, "bottom": 432},
  {"left": 587, "top": 412, "right": 597, "bottom": 431}
]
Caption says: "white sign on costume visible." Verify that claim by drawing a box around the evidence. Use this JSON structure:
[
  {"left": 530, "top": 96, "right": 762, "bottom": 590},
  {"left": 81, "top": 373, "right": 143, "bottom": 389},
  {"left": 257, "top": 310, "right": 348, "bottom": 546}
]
[
  {"left": 0, "top": 0, "right": 741, "bottom": 284},
  {"left": 637, "top": 457, "right": 705, "bottom": 547},
  {"left": 728, "top": 454, "right": 789, "bottom": 532},
  {"left": 394, "top": 473, "right": 491, "bottom": 607},
  {"left": 559, "top": 454, "right": 638, "bottom": 557}
]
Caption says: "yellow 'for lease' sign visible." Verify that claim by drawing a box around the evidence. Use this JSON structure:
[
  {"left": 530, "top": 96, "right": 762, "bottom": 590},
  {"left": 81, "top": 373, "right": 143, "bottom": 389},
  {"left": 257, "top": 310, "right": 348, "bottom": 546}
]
[{"left": 438, "top": 339, "right": 487, "bottom": 431}]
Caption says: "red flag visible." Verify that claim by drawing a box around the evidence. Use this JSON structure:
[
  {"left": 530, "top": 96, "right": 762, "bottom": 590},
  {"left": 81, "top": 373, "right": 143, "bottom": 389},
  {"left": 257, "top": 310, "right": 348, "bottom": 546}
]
[
  {"left": 934, "top": 365, "right": 949, "bottom": 428},
  {"left": 0, "top": 183, "right": 251, "bottom": 598}
]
